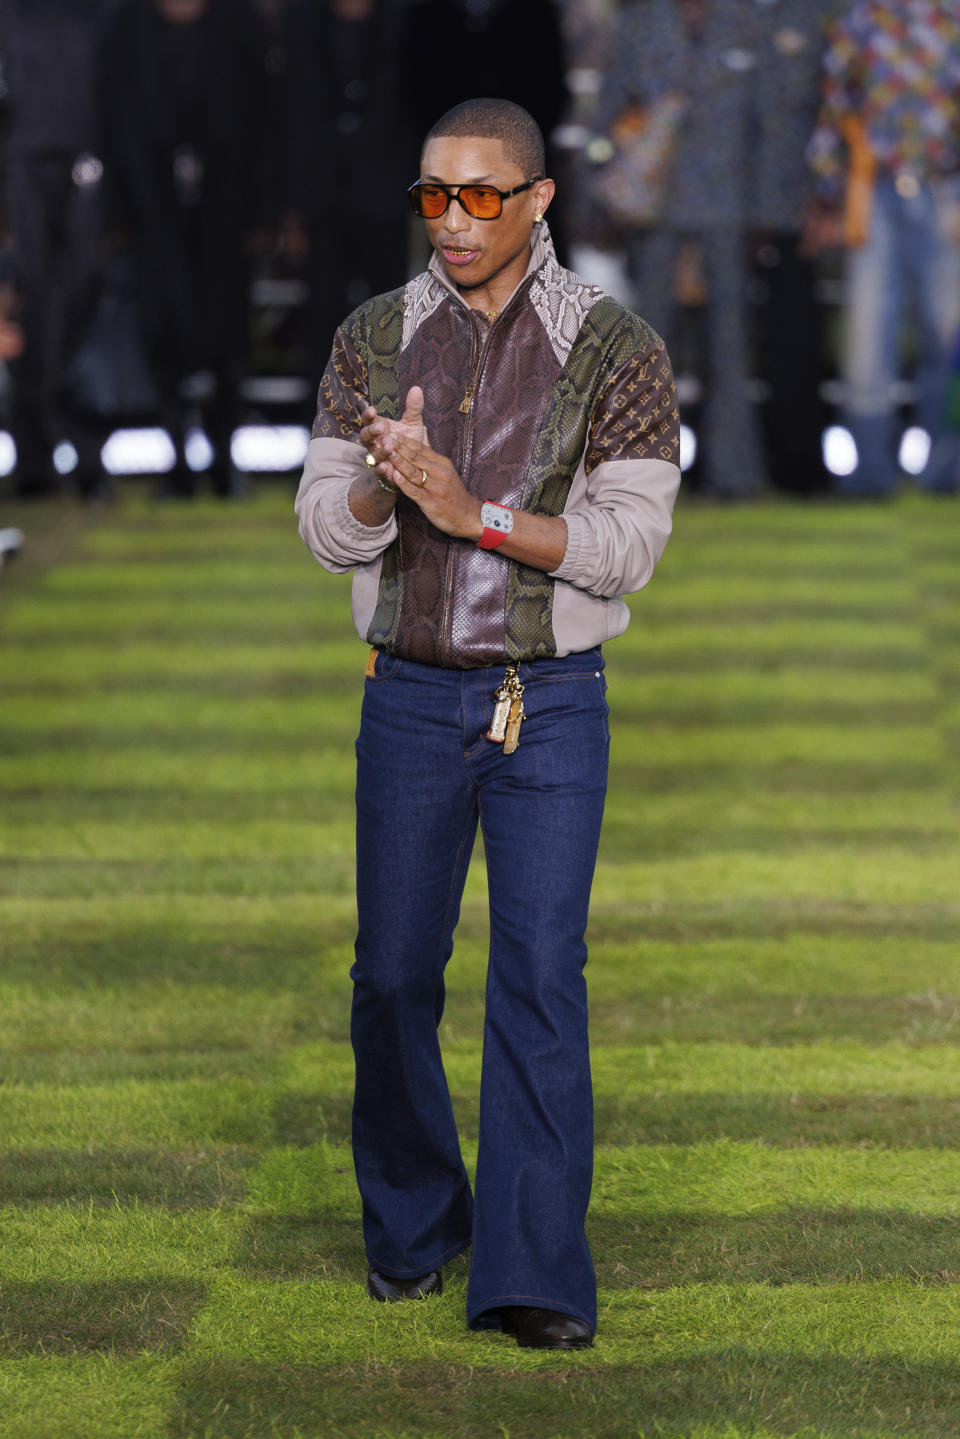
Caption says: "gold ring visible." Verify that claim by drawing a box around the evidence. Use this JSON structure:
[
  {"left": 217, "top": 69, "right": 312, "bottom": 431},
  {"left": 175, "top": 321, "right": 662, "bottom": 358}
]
[
  {"left": 419, "top": 470, "right": 428, "bottom": 488},
  {"left": 364, "top": 451, "right": 376, "bottom": 467}
]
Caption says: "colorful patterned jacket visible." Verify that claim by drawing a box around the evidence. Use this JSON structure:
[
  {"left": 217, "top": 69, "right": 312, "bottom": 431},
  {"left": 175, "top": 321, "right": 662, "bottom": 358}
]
[
  {"left": 808, "top": 0, "right": 960, "bottom": 197},
  {"left": 295, "top": 224, "right": 681, "bottom": 669}
]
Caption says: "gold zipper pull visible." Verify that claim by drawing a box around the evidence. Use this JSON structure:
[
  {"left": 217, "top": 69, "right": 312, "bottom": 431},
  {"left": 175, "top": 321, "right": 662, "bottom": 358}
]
[{"left": 459, "top": 387, "right": 474, "bottom": 415}]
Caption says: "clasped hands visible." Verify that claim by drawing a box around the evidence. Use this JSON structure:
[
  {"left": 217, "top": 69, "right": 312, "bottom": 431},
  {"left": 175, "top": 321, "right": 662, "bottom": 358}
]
[{"left": 359, "top": 386, "right": 483, "bottom": 542}]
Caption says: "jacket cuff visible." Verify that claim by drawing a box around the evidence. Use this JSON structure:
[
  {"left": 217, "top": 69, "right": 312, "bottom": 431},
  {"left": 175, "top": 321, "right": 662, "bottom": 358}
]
[
  {"left": 332, "top": 478, "right": 397, "bottom": 546},
  {"left": 549, "top": 511, "right": 595, "bottom": 587}
]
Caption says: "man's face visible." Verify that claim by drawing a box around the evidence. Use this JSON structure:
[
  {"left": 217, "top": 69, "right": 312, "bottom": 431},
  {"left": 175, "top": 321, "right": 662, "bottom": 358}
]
[{"left": 418, "top": 135, "right": 547, "bottom": 297}]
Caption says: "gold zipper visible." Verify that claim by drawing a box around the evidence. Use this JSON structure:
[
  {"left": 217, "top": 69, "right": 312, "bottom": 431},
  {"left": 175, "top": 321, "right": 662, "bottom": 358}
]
[
  {"left": 441, "top": 312, "right": 491, "bottom": 659},
  {"left": 458, "top": 308, "right": 500, "bottom": 414}
]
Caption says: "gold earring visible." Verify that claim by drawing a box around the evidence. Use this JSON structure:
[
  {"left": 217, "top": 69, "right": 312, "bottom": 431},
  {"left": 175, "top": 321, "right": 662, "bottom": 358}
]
[{"left": 535, "top": 213, "right": 542, "bottom": 222}]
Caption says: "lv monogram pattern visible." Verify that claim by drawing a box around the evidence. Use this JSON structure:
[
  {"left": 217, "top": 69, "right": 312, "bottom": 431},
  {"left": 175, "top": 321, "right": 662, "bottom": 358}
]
[{"left": 588, "top": 342, "right": 680, "bottom": 470}]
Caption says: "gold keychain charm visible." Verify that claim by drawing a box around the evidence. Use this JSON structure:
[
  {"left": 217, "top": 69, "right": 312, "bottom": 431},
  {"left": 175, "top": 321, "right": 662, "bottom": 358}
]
[
  {"left": 487, "top": 665, "right": 524, "bottom": 751},
  {"left": 503, "top": 690, "right": 525, "bottom": 754},
  {"left": 487, "top": 680, "right": 513, "bottom": 743}
]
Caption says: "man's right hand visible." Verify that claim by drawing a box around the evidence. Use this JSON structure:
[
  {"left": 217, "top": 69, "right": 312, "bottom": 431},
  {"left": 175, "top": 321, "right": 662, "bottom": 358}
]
[
  {"left": 359, "top": 386, "right": 428, "bottom": 468},
  {"left": 348, "top": 388, "right": 430, "bottom": 528}
]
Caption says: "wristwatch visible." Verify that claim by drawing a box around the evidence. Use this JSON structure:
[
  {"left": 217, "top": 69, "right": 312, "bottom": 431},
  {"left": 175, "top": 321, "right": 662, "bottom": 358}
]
[{"left": 477, "top": 501, "right": 514, "bottom": 550}]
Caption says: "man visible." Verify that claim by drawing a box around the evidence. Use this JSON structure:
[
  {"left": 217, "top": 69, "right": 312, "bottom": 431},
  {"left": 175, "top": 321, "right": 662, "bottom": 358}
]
[
  {"left": 0, "top": 0, "right": 115, "bottom": 498},
  {"left": 282, "top": 0, "right": 412, "bottom": 382},
  {"left": 750, "top": 0, "right": 832, "bottom": 496},
  {"left": 97, "top": 0, "right": 276, "bottom": 498},
  {"left": 295, "top": 98, "right": 680, "bottom": 1349},
  {"left": 593, "top": 0, "right": 767, "bottom": 498},
  {"left": 807, "top": 0, "right": 960, "bottom": 497}
]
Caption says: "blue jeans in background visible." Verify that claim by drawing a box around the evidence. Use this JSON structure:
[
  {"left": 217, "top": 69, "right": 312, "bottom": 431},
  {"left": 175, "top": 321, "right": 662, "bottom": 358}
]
[
  {"left": 842, "top": 174, "right": 960, "bottom": 496},
  {"left": 351, "top": 647, "right": 610, "bottom": 1331}
]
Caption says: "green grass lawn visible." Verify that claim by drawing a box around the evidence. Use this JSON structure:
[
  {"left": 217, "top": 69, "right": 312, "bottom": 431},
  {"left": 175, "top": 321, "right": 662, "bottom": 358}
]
[{"left": 2, "top": 486, "right": 960, "bottom": 1439}]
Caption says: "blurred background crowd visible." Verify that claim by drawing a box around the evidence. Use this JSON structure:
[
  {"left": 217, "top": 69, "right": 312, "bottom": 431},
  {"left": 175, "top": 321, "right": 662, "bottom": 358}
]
[{"left": 1, "top": 0, "right": 959, "bottom": 510}]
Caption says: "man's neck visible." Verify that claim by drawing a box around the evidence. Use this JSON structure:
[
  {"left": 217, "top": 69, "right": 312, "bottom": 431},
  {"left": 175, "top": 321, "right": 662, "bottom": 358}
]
[{"left": 453, "top": 235, "right": 541, "bottom": 316}]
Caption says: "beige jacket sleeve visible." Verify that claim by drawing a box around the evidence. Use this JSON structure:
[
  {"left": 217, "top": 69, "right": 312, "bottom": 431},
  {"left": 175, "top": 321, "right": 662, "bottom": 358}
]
[
  {"left": 552, "top": 455, "right": 680, "bottom": 599},
  {"left": 295, "top": 436, "right": 397, "bottom": 574}
]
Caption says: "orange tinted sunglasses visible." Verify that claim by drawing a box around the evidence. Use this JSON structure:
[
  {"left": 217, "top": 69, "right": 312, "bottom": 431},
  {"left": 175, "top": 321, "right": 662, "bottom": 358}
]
[{"left": 407, "top": 177, "right": 542, "bottom": 220}]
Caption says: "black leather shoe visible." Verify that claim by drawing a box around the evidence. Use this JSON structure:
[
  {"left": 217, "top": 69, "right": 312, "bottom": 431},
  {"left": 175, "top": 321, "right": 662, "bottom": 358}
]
[
  {"left": 500, "top": 1306, "right": 594, "bottom": 1348},
  {"left": 366, "top": 1268, "right": 443, "bottom": 1302}
]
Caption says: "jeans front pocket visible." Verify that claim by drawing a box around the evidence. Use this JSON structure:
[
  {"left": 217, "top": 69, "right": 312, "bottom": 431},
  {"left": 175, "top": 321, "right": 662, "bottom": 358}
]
[{"left": 365, "top": 649, "right": 403, "bottom": 683}]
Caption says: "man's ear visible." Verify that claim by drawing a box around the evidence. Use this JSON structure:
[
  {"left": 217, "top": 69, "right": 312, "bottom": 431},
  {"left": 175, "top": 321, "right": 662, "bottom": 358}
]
[{"left": 533, "top": 177, "right": 556, "bottom": 220}]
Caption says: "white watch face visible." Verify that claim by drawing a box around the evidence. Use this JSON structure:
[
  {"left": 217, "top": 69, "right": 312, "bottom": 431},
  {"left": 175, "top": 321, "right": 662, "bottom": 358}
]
[{"left": 481, "top": 502, "right": 513, "bottom": 534}]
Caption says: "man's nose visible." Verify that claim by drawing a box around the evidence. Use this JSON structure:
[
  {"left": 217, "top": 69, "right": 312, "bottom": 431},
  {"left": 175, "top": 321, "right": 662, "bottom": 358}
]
[{"left": 445, "top": 198, "right": 470, "bottom": 231}]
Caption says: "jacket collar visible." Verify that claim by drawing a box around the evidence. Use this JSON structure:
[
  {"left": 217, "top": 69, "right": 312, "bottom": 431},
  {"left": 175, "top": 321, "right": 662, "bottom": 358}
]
[{"left": 425, "top": 220, "right": 558, "bottom": 314}]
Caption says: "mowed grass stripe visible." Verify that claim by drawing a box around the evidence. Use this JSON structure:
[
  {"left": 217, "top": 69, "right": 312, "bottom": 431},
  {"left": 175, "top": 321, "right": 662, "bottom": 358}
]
[
  {"left": 8, "top": 1171, "right": 960, "bottom": 1294},
  {"left": 1, "top": 598, "right": 332, "bottom": 642},
  {"left": 0, "top": 638, "right": 364, "bottom": 690},
  {"left": 7, "top": 1032, "right": 960, "bottom": 1101},
  {"left": 1, "top": 1356, "right": 954, "bottom": 1439},
  {"left": 5, "top": 1212, "right": 960, "bottom": 1306},
  {"left": 3, "top": 929, "right": 960, "bottom": 1066},
  {"left": 164, "top": 1354, "right": 960, "bottom": 1439},
  {"left": 5, "top": 1139, "right": 959, "bottom": 1223},
  {"left": 243, "top": 1141, "right": 960, "bottom": 1221},
  {"left": 176, "top": 1275, "right": 960, "bottom": 1369},
  {"left": 0, "top": 1356, "right": 178, "bottom": 1439},
  {"left": 5, "top": 1041, "right": 960, "bottom": 1149},
  {"left": 6, "top": 1140, "right": 960, "bottom": 1257},
  {"left": 0, "top": 815, "right": 357, "bottom": 862},
  {"left": 2, "top": 929, "right": 957, "bottom": 1010},
  {"left": 5, "top": 987, "right": 960, "bottom": 1066},
  {"left": 13, "top": 843, "right": 960, "bottom": 911}
]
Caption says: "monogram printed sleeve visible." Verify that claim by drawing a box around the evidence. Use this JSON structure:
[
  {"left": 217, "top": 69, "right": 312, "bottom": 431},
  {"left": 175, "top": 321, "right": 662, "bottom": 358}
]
[
  {"left": 311, "top": 327, "right": 370, "bottom": 441},
  {"left": 295, "top": 326, "right": 398, "bottom": 573},
  {"left": 551, "top": 338, "right": 681, "bottom": 600},
  {"left": 586, "top": 340, "right": 680, "bottom": 471}
]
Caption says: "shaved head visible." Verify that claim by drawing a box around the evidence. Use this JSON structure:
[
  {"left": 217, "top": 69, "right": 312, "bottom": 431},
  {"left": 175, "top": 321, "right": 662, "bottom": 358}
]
[{"left": 422, "top": 98, "right": 546, "bottom": 178}]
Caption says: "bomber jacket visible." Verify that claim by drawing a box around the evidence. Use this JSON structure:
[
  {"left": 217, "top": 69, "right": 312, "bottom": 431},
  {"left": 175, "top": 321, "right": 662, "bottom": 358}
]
[{"left": 295, "top": 224, "right": 681, "bottom": 669}]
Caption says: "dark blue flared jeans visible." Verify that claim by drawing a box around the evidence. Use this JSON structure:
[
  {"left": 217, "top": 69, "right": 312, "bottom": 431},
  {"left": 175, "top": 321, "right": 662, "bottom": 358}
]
[{"left": 351, "top": 646, "right": 609, "bottom": 1331}]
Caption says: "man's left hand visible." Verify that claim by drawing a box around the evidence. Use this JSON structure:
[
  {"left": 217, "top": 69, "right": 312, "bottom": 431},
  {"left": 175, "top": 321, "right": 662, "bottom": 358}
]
[{"left": 378, "top": 433, "right": 483, "bottom": 541}]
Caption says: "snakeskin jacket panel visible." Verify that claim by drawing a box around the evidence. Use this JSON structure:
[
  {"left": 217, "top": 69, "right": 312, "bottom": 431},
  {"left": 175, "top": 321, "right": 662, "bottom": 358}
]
[{"left": 296, "top": 225, "right": 681, "bottom": 669}]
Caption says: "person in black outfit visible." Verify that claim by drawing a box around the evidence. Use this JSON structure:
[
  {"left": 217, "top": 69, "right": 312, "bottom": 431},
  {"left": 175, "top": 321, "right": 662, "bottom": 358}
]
[
  {"left": 0, "top": 0, "right": 116, "bottom": 498},
  {"left": 98, "top": 0, "right": 277, "bottom": 497},
  {"left": 283, "top": 0, "right": 414, "bottom": 387}
]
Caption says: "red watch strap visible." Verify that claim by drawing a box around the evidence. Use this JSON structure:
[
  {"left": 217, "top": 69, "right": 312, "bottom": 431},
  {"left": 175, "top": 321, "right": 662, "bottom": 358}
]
[{"left": 477, "top": 501, "right": 512, "bottom": 550}]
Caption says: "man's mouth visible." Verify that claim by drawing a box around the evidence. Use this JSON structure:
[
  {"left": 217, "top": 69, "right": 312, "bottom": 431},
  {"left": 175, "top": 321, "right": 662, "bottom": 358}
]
[{"left": 440, "top": 244, "right": 480, "bottom": 266}]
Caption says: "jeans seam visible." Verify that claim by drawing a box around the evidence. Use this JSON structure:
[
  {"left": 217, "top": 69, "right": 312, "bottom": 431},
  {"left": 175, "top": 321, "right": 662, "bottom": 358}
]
[{"left": 439, "top": 787, "right": 478, "bottom": 950}]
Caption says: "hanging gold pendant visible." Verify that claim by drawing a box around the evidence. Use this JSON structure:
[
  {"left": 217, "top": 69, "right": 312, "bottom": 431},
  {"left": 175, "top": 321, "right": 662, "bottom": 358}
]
[{"left": 502, "top": 693, "right": 525, "bottom": 755}]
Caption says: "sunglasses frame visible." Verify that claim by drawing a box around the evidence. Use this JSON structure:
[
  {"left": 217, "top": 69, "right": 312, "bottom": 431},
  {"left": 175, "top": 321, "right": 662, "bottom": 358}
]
[{"left": 407, "top": 176, "right": 543, "bottom": 220}]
